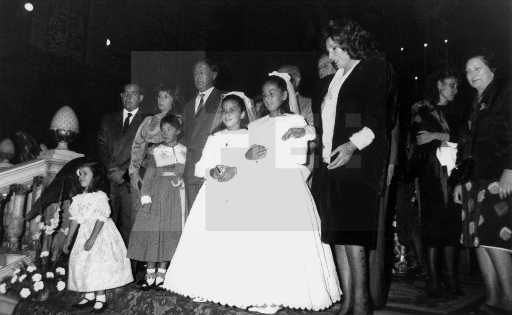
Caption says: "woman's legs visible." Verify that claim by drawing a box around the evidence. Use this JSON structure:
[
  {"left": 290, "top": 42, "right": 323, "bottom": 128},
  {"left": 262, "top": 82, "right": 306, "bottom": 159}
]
[
  {"left": 345, "top": 245, "right": 370, "bottom": 315},
  {"left": 426, "top": 247, "right": 442, "bottom": 297},
  {"left": 141, "top": 261, "right": 157, "bottom": 290},
  {"left": 334, "top": 245, "right": 353, "bottom": 315},
  {"left": 155, "top": 261, "right": 169, "bottom": 290},
  {"left": 486, "top": 247, "right": 512, "bottom": 310},
  {"left": 476, "top": 247, "right": 501, "bottom": 306},
  {"left": 94, "top": 290, "right": 106, "bottom": 310}
]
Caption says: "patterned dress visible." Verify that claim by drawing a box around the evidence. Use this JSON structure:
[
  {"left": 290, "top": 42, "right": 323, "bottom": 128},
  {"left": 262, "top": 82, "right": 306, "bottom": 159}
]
[
  {"left": 68, "top": 191, "right": 133, "bottom": 292},
  {"left": 127, "top": 143, "right": 187, "bottom": 262}
]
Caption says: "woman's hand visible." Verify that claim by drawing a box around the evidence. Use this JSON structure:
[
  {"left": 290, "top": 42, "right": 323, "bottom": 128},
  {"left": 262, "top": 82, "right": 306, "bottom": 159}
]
[
  {"left": 63, "top": 239, "right": 71, "bottom": 254},
  {"left": 245, "top": 144, "right": 267, "bottom": 160},
  {"left": 416, "top": 131, "right": 436, "bottom": 145},
  {"left": 453, "top": 185, "right": 462, "bottom": 204},
  {"left": 218, "top": 166, "right": 237, "bottom": 183},
  {"left": 84, "top": 237, "right": 96, "bottom": 251},
  {"left": 130, "top": 172, "right": 142, "bottom": 192},
  {"left": 498, "top": 169, "right": 512, "bottom": 199},
  {"left": 327, "top": 141, "right": 357, "bottom": 170},
  {"left": 282, "top": 127, "right": 306, "bottom": 140}
]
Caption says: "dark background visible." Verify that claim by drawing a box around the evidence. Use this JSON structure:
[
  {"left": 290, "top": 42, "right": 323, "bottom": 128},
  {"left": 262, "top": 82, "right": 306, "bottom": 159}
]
[{"left": 1, "top": 0, "right": 511, "bottom": 159}]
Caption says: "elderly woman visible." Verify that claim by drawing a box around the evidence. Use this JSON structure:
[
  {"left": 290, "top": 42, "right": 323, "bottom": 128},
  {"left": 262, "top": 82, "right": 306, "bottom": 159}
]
[
  {"left": 406, "top": 68, "right": 463, "bottom": 298},
  {"left": 311, "top": 19, "right": 397, "bottom": 315},
  {"left": 453, "top": 47, "right": 512, "bottom": 313},
  {"left": 129, "top": 83, "right": 185, "bottom": 190}
]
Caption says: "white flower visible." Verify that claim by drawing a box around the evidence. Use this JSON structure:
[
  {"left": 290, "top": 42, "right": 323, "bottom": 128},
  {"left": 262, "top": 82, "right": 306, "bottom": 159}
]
[
  {"left": 56, "top": 281, "right": 66, "bottom": 291},
  {"left": 44, "top": 228, "right": 54, "bottom": 235},
  {"left": 18, "top": 275, "right": 27, "bottom": 282},
  {"left": 55, "top": 267, "right": 65, "bottom": 276},
  {"left": 46, "top": 272, "right": 54, "bottom": 279},
  {"left": 33, "top": 281, "right": 44, "bottom": 292},
  {"left": 26, "top": 266, "right": 37, "bottom": 273},
  {"left": 60, "top": 228, "right": 69, "bottom": 235},
  {"left": 32, "top": 274, "right": 42, "bottom": 282},
  {"left": 11, "top": 275, "right": 18, "bottom": 284},
  {"left": 13, "top": 268, "right": 21, "bottom": 275},
  {"left": 20, "top": 288, "right": 31, "bottom": 298},
  {"left": 39, "top": 222, "right": 46, "bottom": 230},
  {"left": 35, "top": 215, "right": 41, "bottom": 222},
  {"left": 40, "top": 251, "right": 49, "bottom": 258},
  {"left": 0, "top": 283, "right": 6, "bottom": 294}
]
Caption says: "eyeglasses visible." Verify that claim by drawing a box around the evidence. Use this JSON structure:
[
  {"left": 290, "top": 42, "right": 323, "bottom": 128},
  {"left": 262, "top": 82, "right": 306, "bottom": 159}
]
[{"left": 121, "top": 91, "right": 140, "bottom": 99}]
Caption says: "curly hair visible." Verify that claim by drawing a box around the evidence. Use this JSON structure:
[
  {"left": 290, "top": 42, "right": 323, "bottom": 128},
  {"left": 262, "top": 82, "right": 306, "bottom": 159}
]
[
  {"left": 321, "top": 19, "right": 380, "bottom": 60},
  {"left": 463, "top": 46, "right": 500, "bottom": 77},
  {"left": 78, "top": 160, "right": 109, "bottom": 194},
  {"left": 424, "top": 67, "right": 461, "bottom": 105},
  {"left": 156, "top": 83, "right": 185, "bottom": 116}
]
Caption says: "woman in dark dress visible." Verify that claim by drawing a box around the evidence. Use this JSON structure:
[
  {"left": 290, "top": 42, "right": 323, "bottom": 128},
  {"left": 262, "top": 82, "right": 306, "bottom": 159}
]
[
  {"left": 406, "top": 68, "right": 463, "bottom": 298},
  {"left": 312, "top": 19, "right": 397, "bottom": 315},
  {"left": 453, "top": 47, "right": 512, "bottom": 313}
]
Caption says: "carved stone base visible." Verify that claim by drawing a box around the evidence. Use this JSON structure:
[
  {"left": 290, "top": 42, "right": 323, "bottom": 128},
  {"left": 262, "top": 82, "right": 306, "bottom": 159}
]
[{"left": 37, "top": 149, "right": 84, "bottom": 161}]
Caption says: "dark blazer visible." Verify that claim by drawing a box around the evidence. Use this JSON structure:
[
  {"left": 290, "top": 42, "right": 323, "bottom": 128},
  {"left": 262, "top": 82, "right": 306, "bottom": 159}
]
[
  {"left": 458, "top": 80, "right": 512, "bottom": 181},
  {"left": 97, "top": 110, "right": 147, "bottom": 180},
  {"left": 182, "top": 87, "right": 226, "bottom": 186},
  {"left": 311, "top": 57, "right": 397, "bottom": 194}
]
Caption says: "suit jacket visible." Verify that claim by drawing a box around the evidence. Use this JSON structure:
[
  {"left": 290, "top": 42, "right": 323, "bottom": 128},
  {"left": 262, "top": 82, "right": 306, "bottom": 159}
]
[
  {"left": 182, "top": 87, "right": 226, "bottom": 185},
  {"left": 311, "top": 57, "right": 397, "bottom": 194},
  {"left": 97, "top": 110, "right": 147, "bottom": 180}
]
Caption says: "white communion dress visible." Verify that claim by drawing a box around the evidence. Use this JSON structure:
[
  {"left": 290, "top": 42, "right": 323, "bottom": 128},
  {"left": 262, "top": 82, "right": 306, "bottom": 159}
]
[
  {"left": 67, "top": 191, "right": 133, "bottom": 292},
  {"left": 163, "top": 116, "right": 341, "bottom": 311}
]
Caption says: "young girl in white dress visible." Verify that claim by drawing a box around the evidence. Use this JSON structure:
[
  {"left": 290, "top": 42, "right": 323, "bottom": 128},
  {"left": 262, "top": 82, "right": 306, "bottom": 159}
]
[
  {"left": 164, "top": 81, "right": 341, "bottom": 314},
  {"left": 63, "top": 161, "right": 133, "bottom": 313}
]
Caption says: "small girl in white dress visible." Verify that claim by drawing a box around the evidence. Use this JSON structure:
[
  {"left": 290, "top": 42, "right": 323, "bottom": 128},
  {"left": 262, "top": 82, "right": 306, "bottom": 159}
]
[{"left": 63, "top": 160, "right": 133, "bottom": 313}]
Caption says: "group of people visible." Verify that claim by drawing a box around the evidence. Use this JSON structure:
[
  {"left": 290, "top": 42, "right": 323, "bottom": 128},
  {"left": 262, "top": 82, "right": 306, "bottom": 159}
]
[{"left": 59, "top": 16, "right": 512, "bottom": 315}]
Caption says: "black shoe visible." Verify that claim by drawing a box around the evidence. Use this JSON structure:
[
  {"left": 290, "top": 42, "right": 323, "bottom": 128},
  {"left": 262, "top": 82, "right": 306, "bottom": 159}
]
[
  {"left": 140, "top": 279, "right": 156, "bottom": 291},
  {"left": 91, "top": 301, "right": 108, "bottom": 314},
  {"left": 72, "top": 298, "right": 95, "bottom": 309},
  {"left": 441, "top": 272, "right": 465, "bottom": 296},
  {"left": 155, "top": 282, "right": 166, "bottom": 292}
]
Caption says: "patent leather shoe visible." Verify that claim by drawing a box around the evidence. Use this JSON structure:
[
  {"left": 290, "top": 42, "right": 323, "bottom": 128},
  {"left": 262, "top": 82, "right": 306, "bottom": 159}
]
[{"left": 72, "top": 298, "right": 95, "bottom": 309}]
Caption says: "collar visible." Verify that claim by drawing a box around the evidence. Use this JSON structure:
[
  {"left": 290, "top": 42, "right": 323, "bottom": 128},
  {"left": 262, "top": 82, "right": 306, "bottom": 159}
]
[
  {"left": 123, "top": 107, "right": 139, "bottom": 119},
  {"left": 198, "top": 86, "right": 214, "bottom": 101}
]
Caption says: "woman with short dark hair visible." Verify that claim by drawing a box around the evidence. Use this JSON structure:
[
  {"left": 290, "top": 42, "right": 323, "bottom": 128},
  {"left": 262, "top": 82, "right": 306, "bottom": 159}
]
[{"left": 312, "top": 19, "right": 397, "bottom": 315}]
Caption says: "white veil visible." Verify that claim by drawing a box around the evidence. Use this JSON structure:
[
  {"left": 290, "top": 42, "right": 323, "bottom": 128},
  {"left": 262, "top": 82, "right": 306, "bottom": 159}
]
[{"left": 209, "top": 91, "right": 258, "bottom": 134}]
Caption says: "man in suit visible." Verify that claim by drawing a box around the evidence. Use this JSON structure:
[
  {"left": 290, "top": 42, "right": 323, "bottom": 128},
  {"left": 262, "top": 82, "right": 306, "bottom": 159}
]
[
  {"left": 278, "top": 64, "right": 316, "bottom": 186},
  {"left": 97, "top": 82, "right": 146, "bottom": 245},
  {"left": 182, "top": 59, "right": 226, "bottom": 210}
]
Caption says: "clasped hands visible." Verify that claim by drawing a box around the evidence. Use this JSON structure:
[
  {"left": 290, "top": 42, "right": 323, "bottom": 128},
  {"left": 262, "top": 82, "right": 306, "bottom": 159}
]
[
  {"left": 210, "top": 165, "right": 237, "bottom": 182},
  {"left": 109, "top": 167, "right": 126, "bottom": 185}
]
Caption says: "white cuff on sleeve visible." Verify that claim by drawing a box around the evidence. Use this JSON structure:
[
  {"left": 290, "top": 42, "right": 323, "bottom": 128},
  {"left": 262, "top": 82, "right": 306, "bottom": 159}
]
[
  {"left": 349, "top": 127, "right": 375, "bottom": 150},
  {"left": 141, "top": 195, "right": 152, "bottom": 204}
]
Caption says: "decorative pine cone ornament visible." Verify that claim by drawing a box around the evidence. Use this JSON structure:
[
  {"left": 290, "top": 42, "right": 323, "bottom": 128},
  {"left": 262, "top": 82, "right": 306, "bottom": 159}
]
[
  {"left": 49, "top": 106, "right": 79, "bottom": 150},
  {"left": 0, "top": 138, "right": 15, "bottom": 166}
]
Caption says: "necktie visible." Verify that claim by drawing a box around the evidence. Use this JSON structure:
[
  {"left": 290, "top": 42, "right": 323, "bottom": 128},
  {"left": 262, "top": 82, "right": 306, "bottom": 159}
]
[
  {"left": 196, "top": 94, "right": 205, "bottom": 117},
  {"left": 123, "top": 113, "right": 132, "bottom": 134}
]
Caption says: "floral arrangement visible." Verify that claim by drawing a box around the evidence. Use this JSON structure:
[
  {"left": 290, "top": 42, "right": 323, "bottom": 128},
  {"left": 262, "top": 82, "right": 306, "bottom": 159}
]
[{"left": 0, "top": 257, "right": 67, "bottom": 301}]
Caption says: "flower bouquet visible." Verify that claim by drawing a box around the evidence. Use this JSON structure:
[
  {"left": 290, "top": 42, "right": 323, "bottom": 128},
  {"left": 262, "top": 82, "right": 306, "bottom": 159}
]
[{"left": 0, "top": 259, "right": 67, "bottom": 301}]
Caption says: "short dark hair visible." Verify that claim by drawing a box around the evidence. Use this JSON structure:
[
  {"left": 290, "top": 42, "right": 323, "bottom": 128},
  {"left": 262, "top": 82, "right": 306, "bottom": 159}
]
[
  {"left": 321, "top": 19, "right": 380, "bottom": 60},
  {"left": 156, "top": 83, "right": 185, "bottom": 115},
  {"left": 122, "top": 82, "right": 144, "bottom": 95},
  {"left": 424, "top": 67, "right": 461, "bottom": 104},
  {"left": 160, "top": 114, "right": 183, "bottom": 140},
  {"left": 193, "top": 59, "right": 219, "bottom": 83},
  {"left": 78, "top": 160, "right": 109, "bottom": 193},
  {"left": 463, "top": 46, "right": 499, "bottom": 77}
]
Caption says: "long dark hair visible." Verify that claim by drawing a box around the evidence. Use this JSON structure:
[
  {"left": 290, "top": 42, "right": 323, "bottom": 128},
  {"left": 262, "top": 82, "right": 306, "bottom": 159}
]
[
  {"left": 156, "top": 83, "right": 185, "bottom": 116},
  {"left": 79, "top": 161, "right": 109, "bottom": 194},
  {"left": 262, "top": 76, "right": 292, "bottom": 115}
]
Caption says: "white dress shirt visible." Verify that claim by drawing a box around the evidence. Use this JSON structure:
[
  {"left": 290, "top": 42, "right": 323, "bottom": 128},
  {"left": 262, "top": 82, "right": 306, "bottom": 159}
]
[
  {"left": 195, "top": 87, "right": 214, "bottom": 113},
  {"left": 123, "top": 107, "right": 139, "bottom": 126}
]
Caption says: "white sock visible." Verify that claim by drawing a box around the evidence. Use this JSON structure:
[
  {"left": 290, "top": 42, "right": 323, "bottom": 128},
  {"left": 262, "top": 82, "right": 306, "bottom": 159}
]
[
  {"left": 94, "top": 294, "right": 106, "bottom": 309},
  {"left": 155, "top": 268, "right": 166, "bottom": 285},
  {"left": 80, "top": 292, "right": 95, "bottom": 303}
]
